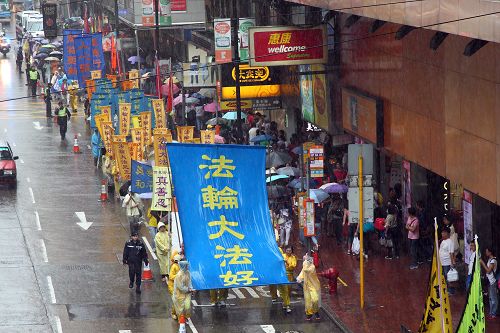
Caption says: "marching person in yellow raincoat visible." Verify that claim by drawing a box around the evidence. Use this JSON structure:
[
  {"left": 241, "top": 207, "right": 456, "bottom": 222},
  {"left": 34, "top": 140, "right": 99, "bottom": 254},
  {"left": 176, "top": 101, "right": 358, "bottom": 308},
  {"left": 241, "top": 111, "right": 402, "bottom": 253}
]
[
  {"left": 278, "top": 246, "right": 297, "bottom": 313},
  {"left": 154, "top": 222, "right": 171, "bottom": 282},
  {"left": 68, "top": 80, "right": 79, "bottom": 113},
  {"left": 297, "top": 253, "right": 321, "bottom": 321},
  {"left": 172, "top": 260, "right": 194, "bottom": 322},
  {"left": 168, "top": 254, "right": 181, "bottom": 319}
]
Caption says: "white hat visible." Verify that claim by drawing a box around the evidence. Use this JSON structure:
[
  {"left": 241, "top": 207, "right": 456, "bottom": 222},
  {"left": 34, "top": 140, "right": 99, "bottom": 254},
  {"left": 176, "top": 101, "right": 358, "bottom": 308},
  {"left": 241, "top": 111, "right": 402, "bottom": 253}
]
[{"left": 157, "top": 222, "right": 166, "bottom": 230}]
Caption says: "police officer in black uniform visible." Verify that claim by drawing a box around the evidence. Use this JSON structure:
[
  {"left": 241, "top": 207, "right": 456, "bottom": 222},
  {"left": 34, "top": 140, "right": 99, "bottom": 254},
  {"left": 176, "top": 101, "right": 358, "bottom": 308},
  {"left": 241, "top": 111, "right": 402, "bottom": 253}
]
[{"left": 122, "top": 232, "right": 149, "bottom": 293}]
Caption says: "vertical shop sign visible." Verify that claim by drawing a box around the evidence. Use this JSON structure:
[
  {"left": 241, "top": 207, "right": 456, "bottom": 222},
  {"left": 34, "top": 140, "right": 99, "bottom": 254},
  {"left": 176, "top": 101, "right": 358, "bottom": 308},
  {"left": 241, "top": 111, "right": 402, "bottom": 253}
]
[
  {"left": 299, "top": 65, "right": 314, "bottom": 123},
  {"left": 303, "top": 198, "right": 315, "bottom": 237},
  {"left": 463, "top": 190, "right": 473, "bottom": 264},
  {"left": 309, "top": 146, "right": 324, "bottom": 178},
  {"left": 142, "top": 0, "right": 154, "bottom": 26},
  {"left": 171, "top": 0, "right": 186, "bottom": 11},
  {"left": 311, "top": 64, "right": 329, "bottom": 130},
  {"left": 41, "top": 3, "right": 57, "bottom": 38},
  {"left": 238, "top": 18, "right": 255, "bottom": 62},
  {"left": 159, "top": 0, "right": 172, "bottom": 25},
  {"left": 214, "top": 19, "right": 232, "bottom": 64}
]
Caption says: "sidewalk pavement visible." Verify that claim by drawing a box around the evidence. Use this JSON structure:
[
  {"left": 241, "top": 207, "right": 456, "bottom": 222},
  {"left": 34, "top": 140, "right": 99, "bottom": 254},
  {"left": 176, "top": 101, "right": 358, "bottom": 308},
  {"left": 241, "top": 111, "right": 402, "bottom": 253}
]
[{"left": 295, "top": 234, "right": 500, "bottom": 333}]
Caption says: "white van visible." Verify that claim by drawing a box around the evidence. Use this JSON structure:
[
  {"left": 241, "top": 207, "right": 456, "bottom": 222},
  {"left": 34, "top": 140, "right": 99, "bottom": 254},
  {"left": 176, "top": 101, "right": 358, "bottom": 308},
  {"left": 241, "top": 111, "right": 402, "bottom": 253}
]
[
  {"left": 24, "top": 14, "right": 43, "bottom": 38},
  {"left": 15, "top": 10, "right": 40, "bottom": 39}
]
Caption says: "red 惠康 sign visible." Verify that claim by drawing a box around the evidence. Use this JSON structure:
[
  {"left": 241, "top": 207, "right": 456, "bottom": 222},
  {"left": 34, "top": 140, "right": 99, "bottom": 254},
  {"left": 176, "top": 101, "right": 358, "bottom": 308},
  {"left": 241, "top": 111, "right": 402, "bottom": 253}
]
[
  {"left": 171, "top": 0, "right": 187, "bottom": 11},
  {"left": 249, "top": 26, "right": 328, "bottom": 67}
]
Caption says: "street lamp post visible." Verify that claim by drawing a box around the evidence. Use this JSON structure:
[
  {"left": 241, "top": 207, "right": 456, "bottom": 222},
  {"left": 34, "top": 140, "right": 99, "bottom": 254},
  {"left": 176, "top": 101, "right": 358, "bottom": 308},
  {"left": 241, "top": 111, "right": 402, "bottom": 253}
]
[{"left": 231, "top": 0, "right": 242, "bottom": 143}]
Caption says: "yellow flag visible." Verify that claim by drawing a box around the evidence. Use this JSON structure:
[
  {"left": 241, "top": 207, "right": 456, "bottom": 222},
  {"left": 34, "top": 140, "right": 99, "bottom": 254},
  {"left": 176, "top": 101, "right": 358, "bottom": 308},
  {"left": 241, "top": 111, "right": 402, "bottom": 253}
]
[
  {"left": 153, "top": 130, "right": 172, "bottom": 167},
  {"left": 200, "top": 130, "right": 215, "bottom": 144},
  {"left": 99, "top": 105, "right": 112, "bottom": 123},
  {"left": 152, "top": 99, "right": 166, "bottom": 128},
  {"left": 152, "top": 166, "right": 172, "bottom": 211},
  {"left": 91, "top": 70, "right": 102, "bottom": 79},
  {"left": 177, "top": 126, "right": 195, "bottom": 143},
  {"left": 131, "top": 115, "right": 141, "bottom": 129},
  {"left": 101, "top": 122, "right": 114, "bottom": 158},
  {"left": 118, "top": 103, "right": 131, "bottom": 136},
  {"left": 129, "top": 70, "right": 139, "bottom": 89},
  {"left": 140, "top": 112, "right": 152, "bottom": 144},
  {"left": 112, "top": 140, "right": 131, "bottom": 180},
  {"left": 131, "top": 128, "right": 145, "bottom": 161},
  {"left": 418, "top": 222, "right": 453, "bottom": 333},
  {"left": 94, "top": 114, "right": 109, "bottom": 139}
]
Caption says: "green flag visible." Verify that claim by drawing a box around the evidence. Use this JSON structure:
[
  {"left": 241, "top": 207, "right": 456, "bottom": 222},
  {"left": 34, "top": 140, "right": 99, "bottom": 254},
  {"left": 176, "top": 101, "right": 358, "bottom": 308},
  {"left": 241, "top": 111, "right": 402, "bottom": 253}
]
[{"left": 456, "top": 237, "right": 485, "bottom": 333}]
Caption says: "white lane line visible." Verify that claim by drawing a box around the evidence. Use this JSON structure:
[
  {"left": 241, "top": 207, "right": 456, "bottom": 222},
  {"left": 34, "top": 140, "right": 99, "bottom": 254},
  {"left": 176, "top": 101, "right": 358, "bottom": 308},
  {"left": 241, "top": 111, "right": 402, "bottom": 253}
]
[
  {"left": 26, "top": 177, "right": 30, "bottom": 183},
  {"left": 78, "top": 133, "right": 82, "bottom": 137},
  {"left": 20, "top": 159, "right": 24, "bottom": 164},
  {"left": 54, "top": 316, "right": 63, "bottom": 333},
  {"left": 142, "top": 237, "right": 157, "bottom": 260},
  {"left": 187, "top": 318, "right": 199, "bottom": 333},
  {"left": 29, "top": 187, "right": 36, "bottom": 203},
  {"left": 40, "top": 239, "right": 48, "bottom": 262},
  {"left": 260, "top": 325, "right": 275, "bottom": 333},
  {"left": 47, "top": 276, "right": 56, "bottom": 303},
  {"left": 35, "top": 211, "right": 42, "bottom": 230},
  {"left": 118, "top": 330, "right": 132, "bottom": 333}
]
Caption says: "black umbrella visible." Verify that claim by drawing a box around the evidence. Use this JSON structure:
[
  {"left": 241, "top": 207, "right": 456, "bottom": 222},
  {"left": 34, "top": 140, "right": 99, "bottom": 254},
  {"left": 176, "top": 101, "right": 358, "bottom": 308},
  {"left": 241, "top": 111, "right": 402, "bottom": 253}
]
[{"left": 34, "top": 53, "right": 48, "bottom": 59}]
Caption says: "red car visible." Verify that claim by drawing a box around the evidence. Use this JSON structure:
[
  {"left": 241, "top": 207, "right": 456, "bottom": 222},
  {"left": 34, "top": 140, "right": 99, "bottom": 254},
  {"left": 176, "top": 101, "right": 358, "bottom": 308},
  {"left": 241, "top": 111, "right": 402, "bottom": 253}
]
[{"left": 0, "top": 140, "right": 18, "bottom": 188}]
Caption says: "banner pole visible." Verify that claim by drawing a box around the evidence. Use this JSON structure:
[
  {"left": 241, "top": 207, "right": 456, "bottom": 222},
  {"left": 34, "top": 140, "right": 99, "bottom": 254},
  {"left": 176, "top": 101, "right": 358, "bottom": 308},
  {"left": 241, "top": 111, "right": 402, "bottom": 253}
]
[
  {"left": 434, "top": 218, "right": 446, "bottom": 333},
  {"left": 359, "top": 154, "right": 364, "bottom": 309}
]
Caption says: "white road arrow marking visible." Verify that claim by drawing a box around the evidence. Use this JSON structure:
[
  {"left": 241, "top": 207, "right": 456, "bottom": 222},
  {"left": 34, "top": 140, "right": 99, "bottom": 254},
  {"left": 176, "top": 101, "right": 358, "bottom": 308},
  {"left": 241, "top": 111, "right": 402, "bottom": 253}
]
[
  {"left": 260, "top": 325, "right": 275, "bottom": 333},
  {"left": 33, "top": 121, "right": 43, "bottom": 130},
  {"left": 75, "top": 212, "right": 93, "bottom": 230}
]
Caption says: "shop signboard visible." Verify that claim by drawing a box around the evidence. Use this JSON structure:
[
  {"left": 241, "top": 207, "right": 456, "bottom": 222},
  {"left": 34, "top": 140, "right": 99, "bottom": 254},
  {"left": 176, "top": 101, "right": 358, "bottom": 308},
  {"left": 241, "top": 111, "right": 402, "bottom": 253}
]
[
  {"left": 248, "top": 26, "right": 328, "bottom": 67},
  {"left": 171, "top": 0, "right": 187, "bottom": 11},
  {"left": 299, "top": 64, "right": 329, "bottom": 130},
  {"left": 220, "top": 100, "right": 253, "bottom": 112},
  {"left": 309, "top": 146, "right": 324, "bottom": 178},
  {"left": 299, "top": 64, "right": 314, "bottom": 123},
  {"left": 214, "top": 18, "right": 232, "bottom": 64},
  {"left": 159, "top": 0, "right": 172, "bottom": 25},
  {"left": 303, "top": 198, "right": 315, "bottom": 237},
  {"left": 463, "top": 190, "right": 473, "bottom": 264},
  {"left": 238, "top": 18, "right": 255, "bottom": 61},
  {"left": 342, "top": 88, "right": 384, "bottom": 147},
  {"left": 141, "top": 0, "right": 154, "bottom": 26},
  {"left": 41, "top": 3, "right": 57, "bottom": 38},
  {"left": 182, "top": 63, "right": 216, "bottom": 88},
  {"left": 220, "top": 63, "right": 281, "bottom": 100},
  {"left": 252, "top": 97, "right": 282, "bottom": 111}
]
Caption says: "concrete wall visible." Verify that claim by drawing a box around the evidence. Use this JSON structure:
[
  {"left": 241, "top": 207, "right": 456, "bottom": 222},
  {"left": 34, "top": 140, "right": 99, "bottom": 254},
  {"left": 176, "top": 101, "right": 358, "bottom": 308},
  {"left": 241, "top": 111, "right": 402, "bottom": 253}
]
[{"left": 338, "top": 14, "right": 500, "bottom": 204}]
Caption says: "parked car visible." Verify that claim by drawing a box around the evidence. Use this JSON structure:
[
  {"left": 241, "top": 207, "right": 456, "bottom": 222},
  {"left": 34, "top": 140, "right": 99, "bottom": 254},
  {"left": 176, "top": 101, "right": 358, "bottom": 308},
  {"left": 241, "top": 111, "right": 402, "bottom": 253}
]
[{"left": 0, "top": 140, "right": 18, "bottom": 188}]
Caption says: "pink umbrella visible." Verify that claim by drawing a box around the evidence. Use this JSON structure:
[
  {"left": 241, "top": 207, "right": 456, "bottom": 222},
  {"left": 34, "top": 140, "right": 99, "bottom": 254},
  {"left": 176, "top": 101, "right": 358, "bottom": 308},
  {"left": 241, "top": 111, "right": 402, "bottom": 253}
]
[
  {"left": 161, "top": 83, "right": 180, "bottom": 97},
  {"left": 173, "top": 94, "right": 188, "bottom": 107},
  {"left": 214, "top": 135, "right": 225, "bottom": 144},
  {"left": 204, "top": 102, "right": 218, "bottom": 112}
]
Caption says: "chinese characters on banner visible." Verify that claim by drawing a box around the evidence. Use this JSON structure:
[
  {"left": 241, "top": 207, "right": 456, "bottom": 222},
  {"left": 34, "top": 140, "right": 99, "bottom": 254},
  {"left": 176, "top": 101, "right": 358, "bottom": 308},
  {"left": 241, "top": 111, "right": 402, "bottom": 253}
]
[
  {"left": 152, "top": 166, "right": 172, "bottom": 211},
  {"left": 309, "top": 145, "right": 324, "bottom": 178},
  {"left": 131, "top": 160, "right": 153, "bottom": 194},
  {"left": 131, "top": 128, "right": 145, "bottom": 161},
  {"left": 140, "top": 112, "right": 152, "bottom": 144},
  {"left": 214, "top": 19, "right": 232, "bottom": 64},
  {"left": 94, "top": 113, "right": 109, "bottom": 139},
  {"left": 152, "top": 99, "right": 166, "bottom": 128},
  {"left": 153, "top": 128, "right": 172, "bottom": 167},
  {"left": 200, "top": 130, "right": 215, "bottom": 144},
  {"left": 99, "top": 105, "right": 112, "bottom": 123},
  {"left": 91, "top": 70, "right": 102, "bottom": 79},
  {"left": 167, "top": 144, "right": 289, "bottom": 290},
  {"left": 63, "top": 29, "right": 81, "bottom": 80},
  {"left": 129, "top": 142, "right": 140, "bottom": 161},
  {"left": 119, "top": 103, "right": 131, "bottom": 135},
  {"left": 177, "top": 126, "right": 194, "bottom": 143},
  {"left": 129, "top": 70, "right": 139, "bottom": 89},
  {"left": 102, "top": 122, "right": 114, "bottom": 158},
  {"left": 112, "top": 141, "right": 131, "bottom": 180}
]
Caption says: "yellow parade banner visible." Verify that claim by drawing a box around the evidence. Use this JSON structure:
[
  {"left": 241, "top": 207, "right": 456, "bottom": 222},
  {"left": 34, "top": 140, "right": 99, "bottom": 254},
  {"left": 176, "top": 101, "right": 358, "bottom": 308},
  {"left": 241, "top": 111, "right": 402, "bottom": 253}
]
[
  {"left": 418, "top": 221, "right": 453, "bottom": 333},
  {"left": 112, "top": 141, "right": 131, "bottom": 180},
  {"left": 129, "top": 70, "right": 140, "bottom": 89},
  {"left": 128, "top": 142, "right": 140, "bottom": 161},
  {"left": 112, "top": 135, "right": 127, "bottom": 143},
  {"left": 153, "top": 131, "right": 171, "bottom": 167},
  {"left": 99, "top": 105, "right": 112, "bottom": 123},
  {"left": 152, "top": 99, "right": 166, "bottom": 129},
  {"left": 94, "top": 114, "right": 109, "bottom": 139},
  {"left": 177, "top": 126, "right": 195, "bottom": 143},
  {"left": 106, "top": 74, "right": 118, "bottom": 88},
  {"left": 102, "top": 122, "right": 114, "bottom": 157},
  {"left": 200, "top": 130, "right": 215, "bottom": 144},
  {"left": 140, "top": 112, "right": 152, "bottom": 144},
  {"left": 90, "top": 70, "right": 102, "bottom": 79},
  {"left": 131, "top": 115, "right": 141, "bottom": 129},
  {"left": 118, "top": 103, "right": 132, "bottom": 136},
  {"left": 152, "top": 166, "right": 172, "bottom": 212},
  {"left": 131, "top": 128, "right": 145, "bottom": 161}
]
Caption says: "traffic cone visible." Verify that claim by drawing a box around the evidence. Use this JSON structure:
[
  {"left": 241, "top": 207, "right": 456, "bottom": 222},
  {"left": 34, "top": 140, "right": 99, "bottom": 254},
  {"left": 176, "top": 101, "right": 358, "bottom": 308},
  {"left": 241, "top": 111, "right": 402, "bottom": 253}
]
[
  {"left": 99, "top": 179, "right": 108, "bottom": 202},
  {"left": 178, "top": 315, "right": 186, "bottom": 333},
  {"left": 73, "top": 135, "right": 80, "bottom": 153},
  {"left": 142, "top": 263, "right": 153, "bottom": 281}
]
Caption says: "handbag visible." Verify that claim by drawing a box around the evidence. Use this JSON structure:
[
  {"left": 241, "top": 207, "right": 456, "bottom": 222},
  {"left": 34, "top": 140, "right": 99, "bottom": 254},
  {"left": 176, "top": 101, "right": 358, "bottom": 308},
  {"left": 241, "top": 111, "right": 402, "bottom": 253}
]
[
  {"left": 447, "top": 268, "right": 459, "bottom": 282},
  {"left": 351, "top": 236, "right": 360, "bottom": 255}
]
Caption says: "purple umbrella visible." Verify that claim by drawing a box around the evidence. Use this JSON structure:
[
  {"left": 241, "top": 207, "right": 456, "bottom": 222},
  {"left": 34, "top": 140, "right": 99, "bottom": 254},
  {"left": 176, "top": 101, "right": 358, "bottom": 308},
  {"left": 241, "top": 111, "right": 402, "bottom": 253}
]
[
  {"left": 204, "top": 102, "right": 218, "bottom": 112},
  {"left": 320, "top": 182, "right": 348, "bottom": 193}
]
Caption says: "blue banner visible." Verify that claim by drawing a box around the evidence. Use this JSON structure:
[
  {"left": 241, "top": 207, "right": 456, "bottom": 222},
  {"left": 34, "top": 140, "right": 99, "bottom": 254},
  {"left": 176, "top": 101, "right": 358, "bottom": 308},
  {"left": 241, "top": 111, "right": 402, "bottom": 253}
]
[
  {"left": 75, "top": 35, "right": 92, "bottom": 88},
  {"left": 129, "top": 89, "right": 144, "bottom": 115},
  {"left": 63, "top": 29, "right": 81, "bottom": 80},
  {"left": 131, "top": 161, "right": 153, "bottom": 194},
  {"left": 167, "top": 144, "right": 289, "bottom": 290},
  {"left": 90, "top": 93, "right": 112, "bottom": 128},
  {"left": 90, "top": 33, "right": 105, "bottom": 75}
]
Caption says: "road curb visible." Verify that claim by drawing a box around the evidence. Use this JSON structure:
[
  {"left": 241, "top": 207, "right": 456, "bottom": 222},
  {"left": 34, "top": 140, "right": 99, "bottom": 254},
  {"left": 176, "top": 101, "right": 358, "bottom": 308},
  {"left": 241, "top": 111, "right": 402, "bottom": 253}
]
[{"left": 320, "top": 302, "right": 352, "bottom": 333}]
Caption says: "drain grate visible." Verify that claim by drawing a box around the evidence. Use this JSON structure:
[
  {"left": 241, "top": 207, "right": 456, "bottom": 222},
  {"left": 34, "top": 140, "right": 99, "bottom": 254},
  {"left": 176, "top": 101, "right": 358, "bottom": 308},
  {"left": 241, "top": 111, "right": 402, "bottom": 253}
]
[{"left": 62, "top": 264, "right": 92, "bottom": 271}]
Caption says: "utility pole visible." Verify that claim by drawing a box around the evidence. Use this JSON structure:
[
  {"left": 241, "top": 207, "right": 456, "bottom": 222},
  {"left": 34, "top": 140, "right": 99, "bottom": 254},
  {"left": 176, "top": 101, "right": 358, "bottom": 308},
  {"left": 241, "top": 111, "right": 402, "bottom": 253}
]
[
  {"left": 154, "top": 0, "right": 160, "bottom": 55},
  {"left": 231, "top": 0, "right": 242, "bottom": 143},
  {"left": 114, "top": 0, "right": 119, "bottom": 73}
]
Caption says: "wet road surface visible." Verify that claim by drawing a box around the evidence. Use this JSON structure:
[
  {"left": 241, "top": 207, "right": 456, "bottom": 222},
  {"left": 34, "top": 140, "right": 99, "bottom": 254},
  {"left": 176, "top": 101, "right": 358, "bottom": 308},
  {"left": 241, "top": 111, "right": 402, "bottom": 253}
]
[{"left": 0, "top": 23, "right": 344, "bottom": 333}]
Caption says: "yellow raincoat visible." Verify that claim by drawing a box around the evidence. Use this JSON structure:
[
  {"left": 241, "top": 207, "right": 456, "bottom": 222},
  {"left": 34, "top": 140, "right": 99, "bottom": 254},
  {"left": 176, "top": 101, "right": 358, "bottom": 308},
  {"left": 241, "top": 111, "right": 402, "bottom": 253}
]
[
  {"left": 278, "top": 251, "right": 297, "bottom": 307},
  {"left": 154, "top": 228, "right": 171, "bottom": 276},
  {"left": 172, "top": 261, "right": 193, "bottom": 320},
  {"left": 69, "top": 81, "right": 79, "bottom": 111},
  {"left": 297, "top": 260, "right": 321, "bottom": 316}
]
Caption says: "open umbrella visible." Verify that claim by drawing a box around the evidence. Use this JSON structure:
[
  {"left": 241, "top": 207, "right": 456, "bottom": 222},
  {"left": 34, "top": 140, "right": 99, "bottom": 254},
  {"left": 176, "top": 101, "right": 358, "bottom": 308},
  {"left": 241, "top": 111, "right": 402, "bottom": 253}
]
[
  {"left": 291, "top": 146, "right": 303, "bottom": 155},
  {"left": 40, "top": 39, "right": 50, "bottom": 44},
  {"left": 266, "top": 167, "right": 277, "bottom": 175},
  {"left": 309, "top": 189, "right": 329, "bottom": 203},
  {"left": 42, "top": 44, "right": 57, "bottom": 49},
  {"left": 223, "top": 111, "right": 247, "bottom": 120},
  {"left": 266, "top": 151, "right": 292, "bottom": 168},
  {"left": 127, "top": 55, "right": 144, "bottom": 64},
  {"left": 49, "top": 51, "right": 63, "bottom": 58},
  {"left": 161, "top": 83, "right": 180, "bottom": 97},
  {"left": 44, "top": 56, "right": 61, "bottom": 62},
  {"left": 206, "top": 117, "right": 229, "bottom": 126},
  {"left": 250, "top": 134, "right": 272, "bottom": 143},
  {"left": 198, "top": 88, "right": 216, "bottom": 99},
  {"left": 163, "top": 77, "right": 179, "bottom": 84},
  {"left": 185, "top": 97, "right": 199, "bottom": 104},
  {"left": 173, "top": 94, "right": 188, "bottom": 106},
  {"left": 214, "top": 135, "right": 225, "bottom": 144},
  {"left": 267, "top": 185, "right": 289, "bottom": 199},
  {"left": 39, "top": 47, "right": 53, "bottom": 53},
  {"left": 320, "top": 182, "right": 348, "bottom": 194},
  {"left": 204, "top": 102, "right": 218, "bottom": 112},
  {"left": 277, "top": 166, "right": 300, "bottom": 177},
  {"left": 34, "top": 53, "right": 48, "bottom": 59},
  {"left": 266, "top": 174, "right": 289, "bottom": 183},
  {"left": 288, "top": 178, "right": 318, "bottom": 189}
]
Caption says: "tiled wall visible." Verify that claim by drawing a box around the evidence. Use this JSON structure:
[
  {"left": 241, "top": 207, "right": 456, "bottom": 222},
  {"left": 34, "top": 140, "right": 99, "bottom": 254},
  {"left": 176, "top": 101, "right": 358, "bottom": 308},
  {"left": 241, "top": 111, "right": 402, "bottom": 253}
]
[{"left": 339, "top": 16, "right": 500, "bottom": 204}]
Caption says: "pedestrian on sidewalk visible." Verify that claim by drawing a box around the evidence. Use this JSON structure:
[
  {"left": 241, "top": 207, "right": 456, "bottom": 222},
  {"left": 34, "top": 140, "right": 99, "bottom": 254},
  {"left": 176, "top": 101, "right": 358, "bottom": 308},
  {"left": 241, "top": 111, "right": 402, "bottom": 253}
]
[
  {"left": 439, "top": 226, "right": 456, "bottom": 295},
  {"left": 172, "top": 260, "right": 194, "bottom": 323},
  {"left": 384, "top": 205, "right": 398, "bottom": 259},
  {"left": 28, "top": 66, "right": 39, "bottom": 97},
  {"left": 154, "top": 221, "right": 171, "bottom": 282},
  {"left": 465, "top": 240, "right": 476, "bottom": 290},
  {"left": 54, "top": 100, "right": 71, "bottom": 140},
  {"left": 279, "top": 246, "right": 297, "bottom": 313},
  {"left": 297, "top": 254, "right": 321, "bottom": 321},
  {"left": 406, "top": 207, "right": 420, "bottom": 269},
  {"left": 122, "top": 187, "right": 144, "bottom": 235},
  {"left": 279, "top": 207, "right": 292, "bottom": 247},
  {"left": 480, "top": 247, "right": 498, "bottom": 320},
  {"left": 327, "top": 196, "right": 344, "bottom": 245},
  {"left": 443, "top": 215, "right": 459, "bottom": 256},
  {"left": 122, "top": 232, "right": 149, "bottom": 294},
  {"left": 16, "top": 48, "right": 23, "bottom": 73},
  {"left": 44, "top": 83, "right": 53, "bottom": 118},
  {"left": 168, "top": 254, "right": 181, "bottom": 319}
]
